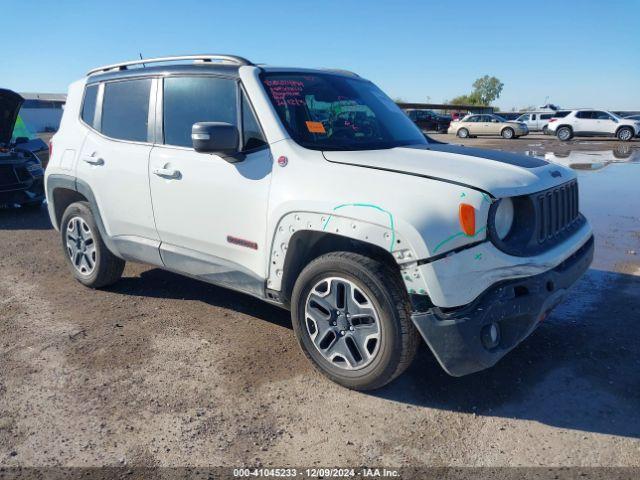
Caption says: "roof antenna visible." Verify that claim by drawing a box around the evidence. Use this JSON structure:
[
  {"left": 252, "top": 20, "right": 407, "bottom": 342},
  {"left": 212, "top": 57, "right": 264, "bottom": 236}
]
[{"left": 139, "top": 53, "right": 146, "bottom": 68}]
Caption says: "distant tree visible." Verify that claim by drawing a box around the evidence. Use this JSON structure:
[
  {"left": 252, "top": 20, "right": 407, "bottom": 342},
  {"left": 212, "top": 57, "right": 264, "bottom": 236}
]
[
  {"left": 449, "top": 93, "right": 480, "bottom": 106},
  {"left": 394, "top": 97, "right": 406, "bottom": 103},
  {"left": 472, "top": 75, "right": 504, "bottom": 105},
  {"left": 449, "top": 75, "right": 504, "bottom": 106}
]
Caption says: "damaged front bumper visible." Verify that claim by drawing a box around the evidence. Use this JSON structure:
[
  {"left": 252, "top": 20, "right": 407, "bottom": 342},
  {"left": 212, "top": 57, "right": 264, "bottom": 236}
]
[{"left": 411, "top": 235, "right": 594, "bottom": 377}]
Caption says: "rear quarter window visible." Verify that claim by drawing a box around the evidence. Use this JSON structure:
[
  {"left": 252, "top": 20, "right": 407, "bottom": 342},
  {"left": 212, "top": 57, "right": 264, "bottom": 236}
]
[{"left": 81, "top": 84, "right": 99, "bottom": 128}]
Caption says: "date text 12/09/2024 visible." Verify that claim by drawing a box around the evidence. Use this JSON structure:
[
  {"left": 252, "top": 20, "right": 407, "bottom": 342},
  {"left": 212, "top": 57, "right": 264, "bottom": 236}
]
[{"left": 233, "top": 467, "right": 400, "bottom": 478}]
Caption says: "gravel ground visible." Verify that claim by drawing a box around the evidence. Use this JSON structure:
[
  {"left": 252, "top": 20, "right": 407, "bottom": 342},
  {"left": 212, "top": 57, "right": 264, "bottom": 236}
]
[{"left": 1, "top": 135, "right": 639, "bottom": 470}]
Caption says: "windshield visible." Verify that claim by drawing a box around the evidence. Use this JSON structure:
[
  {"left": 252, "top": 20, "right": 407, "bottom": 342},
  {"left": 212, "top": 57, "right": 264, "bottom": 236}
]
[
  {"left": 260, "top": 72, "right": 428, "bottom": 151},
  {"left": 493, "top": 115, "right": 507, "bottom": 122}
]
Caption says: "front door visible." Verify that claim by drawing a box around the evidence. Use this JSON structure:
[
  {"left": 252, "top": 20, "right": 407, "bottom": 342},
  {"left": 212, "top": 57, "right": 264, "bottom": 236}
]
[
  {"left": 148, "top": 75, "right": 272, "bottom": 294},
  {"left": 591, "top": 111, "right": 617, "bottom": 134},
  {"left": 479, "top": 115, "right": 498, "bottom": 135}
]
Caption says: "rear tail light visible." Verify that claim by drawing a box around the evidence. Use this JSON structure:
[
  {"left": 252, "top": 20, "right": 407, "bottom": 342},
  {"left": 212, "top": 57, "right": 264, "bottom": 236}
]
[
  {"left": 49, "top": 141, "right": 53, "bottom": 159},
  {"left": 548, "top": 118, "right": 557, "bottom": 123}
]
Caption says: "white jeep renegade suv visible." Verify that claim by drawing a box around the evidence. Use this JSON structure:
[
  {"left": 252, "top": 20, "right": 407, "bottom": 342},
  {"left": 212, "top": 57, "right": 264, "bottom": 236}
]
[{"left": 45, "top": 55, "right": 594, "bottom": 390}]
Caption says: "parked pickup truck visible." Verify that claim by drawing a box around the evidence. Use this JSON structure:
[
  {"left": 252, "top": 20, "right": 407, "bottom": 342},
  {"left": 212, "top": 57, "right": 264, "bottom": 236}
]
[{"left": 45, "top": 55, "right": 593, "bottom": 390}]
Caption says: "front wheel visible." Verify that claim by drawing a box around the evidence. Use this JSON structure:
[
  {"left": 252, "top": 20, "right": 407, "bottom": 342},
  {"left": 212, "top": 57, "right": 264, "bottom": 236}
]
[
  {"left": 60, "top": 201, "right": 125, "bottom": 288},
  {"left": 457, "top": 128, "right": 469, "bottom": 138},
  {"left": 616, "top": 127, "right": 634, "bottom": 142},
  {"left": 291, "top": 252, "right": 420, "bottom": 390},
  {"left": 501, "top": 127, "right": 515, "bottom": 139}
]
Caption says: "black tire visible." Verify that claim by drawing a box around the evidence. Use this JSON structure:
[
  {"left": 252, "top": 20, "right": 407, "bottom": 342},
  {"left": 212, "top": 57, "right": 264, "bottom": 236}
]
[
  {"left": 291, "top": 252, "right": 420, "bottom": 390},
  {"left": 556, "top": 126, "right": 573, "bottom": 141},
  {"left": 457, "top": 128, "right": 469, "bottom": 138},
  {"left": 542, "top": 125, "right": 549, "bottom": 135},
  {"left": 616, "top": 127, "right": 634, "bottom": 142},
  {"left": 60, "top": 201, "right": 125, "bottom": 288},
  {"left": 501, "top": 127, "right": 515, "bottom": 139}
]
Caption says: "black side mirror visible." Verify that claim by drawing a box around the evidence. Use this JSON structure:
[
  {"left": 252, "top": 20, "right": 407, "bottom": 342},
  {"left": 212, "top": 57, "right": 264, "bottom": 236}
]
[{"left": 192, "top": 122, "right": 240, "bottom": 159}]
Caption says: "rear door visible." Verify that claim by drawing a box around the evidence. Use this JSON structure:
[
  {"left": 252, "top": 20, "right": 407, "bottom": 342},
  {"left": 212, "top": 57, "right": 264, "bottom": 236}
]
[
  {"left": 574, "top": 110, "right": 598, "bottom": 134},
  {"left": 76, "top": 78, "right": 160, "bottom": 243}
]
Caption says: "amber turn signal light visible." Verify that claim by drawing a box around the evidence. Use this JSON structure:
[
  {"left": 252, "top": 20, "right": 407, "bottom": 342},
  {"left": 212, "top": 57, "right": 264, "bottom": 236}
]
[{"left": 459, "top": 203, "right": 476, "bottom": 236}]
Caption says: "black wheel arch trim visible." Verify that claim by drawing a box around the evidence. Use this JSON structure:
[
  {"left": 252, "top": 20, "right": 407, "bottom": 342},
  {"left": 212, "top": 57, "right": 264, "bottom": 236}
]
[{"left": 47, "top": 174, "right": 121, "bottom": 257}]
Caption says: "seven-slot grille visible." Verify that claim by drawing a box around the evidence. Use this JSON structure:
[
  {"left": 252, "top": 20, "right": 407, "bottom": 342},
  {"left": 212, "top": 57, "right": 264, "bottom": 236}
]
[{"left": 536, "top": 180, "right": 579, "bottom": 243}]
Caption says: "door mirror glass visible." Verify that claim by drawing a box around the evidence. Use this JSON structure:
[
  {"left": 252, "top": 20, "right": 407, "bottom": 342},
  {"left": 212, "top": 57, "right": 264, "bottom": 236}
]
[{"left": 192, "top": 122, "right": 239, "bottom": 156}]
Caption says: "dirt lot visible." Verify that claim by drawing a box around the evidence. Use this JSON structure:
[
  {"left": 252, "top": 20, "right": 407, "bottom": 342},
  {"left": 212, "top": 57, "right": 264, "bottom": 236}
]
[{"left": 1, "top": 134, "right": 639, "bottom": 470}]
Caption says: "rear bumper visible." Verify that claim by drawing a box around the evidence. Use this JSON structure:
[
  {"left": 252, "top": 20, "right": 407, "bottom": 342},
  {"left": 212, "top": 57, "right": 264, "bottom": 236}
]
[
  {"left": 411, "top": 235, "right": 594, "bottom": 376},
  {"left": 0, "top": 178, "right": 45, "bottom": 206}
]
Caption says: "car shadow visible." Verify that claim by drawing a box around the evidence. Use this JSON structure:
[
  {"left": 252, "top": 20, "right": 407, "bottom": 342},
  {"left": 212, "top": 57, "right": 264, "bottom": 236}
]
[
  {"left": 0, "top": 204, "right": 53, "bottom": 230},
  {"left": 373, "top": 268, "right": 640, "bottom": 439},
  {"left": 108, "top": 268, "right": 292, "bottom": 330},
  {"left": 64, "top": 245, "right": 640, "bottom": 440}
]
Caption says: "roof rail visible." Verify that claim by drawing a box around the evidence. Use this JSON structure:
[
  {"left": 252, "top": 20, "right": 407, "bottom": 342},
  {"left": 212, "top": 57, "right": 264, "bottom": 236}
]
[{"left": 87, "top": 54, "right": 253, "bottom": 76}]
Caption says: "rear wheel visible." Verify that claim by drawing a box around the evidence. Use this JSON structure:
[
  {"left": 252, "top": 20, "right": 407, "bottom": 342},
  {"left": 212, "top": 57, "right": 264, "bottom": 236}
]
[
  {"left": 616, "top": 127, "right": 634, "bottom": 142},
  {"left": 60, "top": 201, "right": 125, "bottom": 288},
  {"left": 556, "top": 126, "right": 573, "bottom": 141},
  {"left": 457, "top": 128, "right": 469, "bottom": 138},
  {"left": 291, "top": 252, "right": 420, "bottom": 391},
  {"left": 542, "top": 125, "right": 549, "bottom": 135},
  {"left": 501, "top": 127, "right": 515, "bottom": 139}
]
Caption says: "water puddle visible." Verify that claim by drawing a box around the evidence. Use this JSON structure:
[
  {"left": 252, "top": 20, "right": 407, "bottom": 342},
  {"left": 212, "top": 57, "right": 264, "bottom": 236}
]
[{"left": 528, "top": 146, "right": 640, "bottom": 272}]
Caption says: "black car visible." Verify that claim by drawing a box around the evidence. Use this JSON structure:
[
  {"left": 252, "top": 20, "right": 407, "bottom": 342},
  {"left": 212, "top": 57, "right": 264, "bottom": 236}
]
[
  {"left": 405, "top": 109, "right": 451, "bottom": 133},
  {"left": 0, "top": 89, "right": 46, "bottom": 208}
]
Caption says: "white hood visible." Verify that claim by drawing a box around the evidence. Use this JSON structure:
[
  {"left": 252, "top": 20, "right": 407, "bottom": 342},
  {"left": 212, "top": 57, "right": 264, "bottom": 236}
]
[{"left": 323, "top": 143, "right": 575, "bottom": 198}]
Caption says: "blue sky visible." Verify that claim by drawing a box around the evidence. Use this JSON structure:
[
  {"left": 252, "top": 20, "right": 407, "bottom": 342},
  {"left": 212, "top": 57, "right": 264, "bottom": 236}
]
[{"left": 2, "top": 0, "right": 639, "bottom": 110}]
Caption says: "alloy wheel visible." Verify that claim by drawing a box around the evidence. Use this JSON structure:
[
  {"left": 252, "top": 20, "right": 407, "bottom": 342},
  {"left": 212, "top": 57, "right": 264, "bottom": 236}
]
[
  {"left": 305, "top": 277, "right": 382, "bottom": 370},
  {"left": 65, "top": 217, "right": 97, "bottom": 275},
  {"left": 618, "top": 129, "right": 632, "bottom": 141}
]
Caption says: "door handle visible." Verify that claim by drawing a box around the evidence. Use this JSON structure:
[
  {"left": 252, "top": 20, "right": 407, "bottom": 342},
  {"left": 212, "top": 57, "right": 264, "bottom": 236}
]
[
  {"left": 82, "top": 155, "right": 104, "bottom": 166},
  {"left": 152, "top": 167, "right": 181, "bottom": 179}
]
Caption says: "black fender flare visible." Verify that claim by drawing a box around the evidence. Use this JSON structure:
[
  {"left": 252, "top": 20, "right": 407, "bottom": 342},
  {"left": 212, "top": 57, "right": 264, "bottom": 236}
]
[{"left": 46, "top": 174, "right": 120, "bottom": 256}]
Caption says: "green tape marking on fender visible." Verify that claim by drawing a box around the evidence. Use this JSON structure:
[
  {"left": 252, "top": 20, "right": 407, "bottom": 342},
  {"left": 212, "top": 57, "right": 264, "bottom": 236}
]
[
  {"left": 433, "top": 226, "right": 487, "bottom": 254},
  {"left": 322, "top": 203, "right": 396, "bottom": 252}
]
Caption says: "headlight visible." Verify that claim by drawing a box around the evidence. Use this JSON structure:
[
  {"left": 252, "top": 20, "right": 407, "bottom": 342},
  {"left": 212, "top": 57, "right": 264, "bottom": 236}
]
[{"left": 494, "top": 198, "right": 514, "bottom": 239}]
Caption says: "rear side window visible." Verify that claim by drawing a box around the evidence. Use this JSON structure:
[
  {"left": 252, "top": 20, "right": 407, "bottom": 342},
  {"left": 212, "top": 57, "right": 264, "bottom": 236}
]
[
  {"left": 576, "top": 111, "right": 594, "bottom": 119},
  {"left": 540, "top": 114, "right": 553, "bottom": 119},
  {"left": 241, "top": 91, "right": 266, "bottom": 151},
  {"left": 163, "top": 76, "right": 237, "bottom": 148},
  {"left": 101, "top": 79, "right": 152, "bottom": 142},
  {"left": 555, "top": 111, "right": 570, "bottom": 118},
  {"left": 81, "top": 84, "right": 99, "bottom": 128}
]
